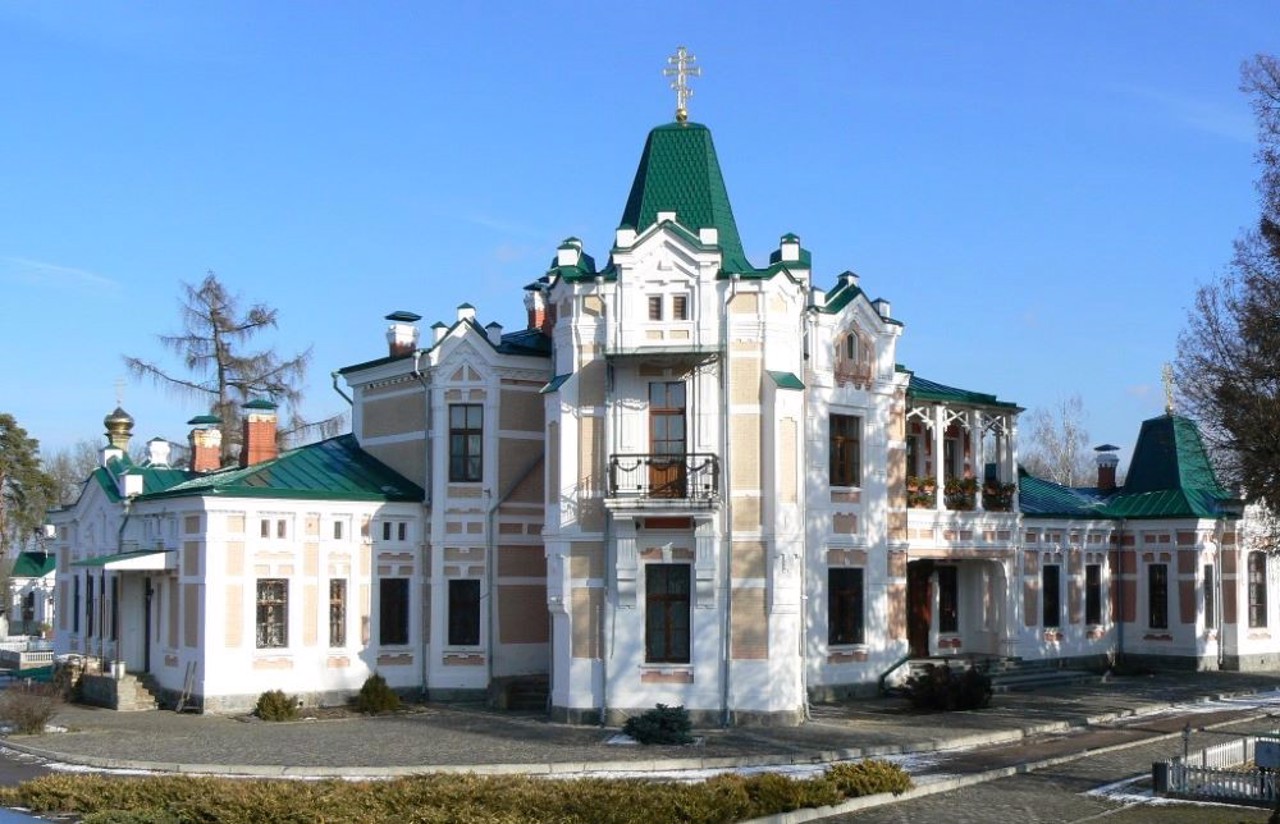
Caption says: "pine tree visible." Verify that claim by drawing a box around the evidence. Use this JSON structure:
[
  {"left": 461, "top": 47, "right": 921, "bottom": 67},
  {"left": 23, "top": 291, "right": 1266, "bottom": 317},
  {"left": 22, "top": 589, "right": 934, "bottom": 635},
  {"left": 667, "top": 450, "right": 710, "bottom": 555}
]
[{"left": 0, "top": 413, "right": 57, "bottom": 557}]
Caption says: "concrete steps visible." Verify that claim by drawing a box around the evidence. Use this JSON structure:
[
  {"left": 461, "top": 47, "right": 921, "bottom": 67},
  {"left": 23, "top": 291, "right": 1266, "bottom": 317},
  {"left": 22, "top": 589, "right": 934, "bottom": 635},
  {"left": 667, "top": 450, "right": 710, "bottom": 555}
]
[
  {"left": 113, "top": 673, "right": 160, "bottom": 711},
  {"left": 902, "top": 656, "right": 1102, "bottom": 695}
]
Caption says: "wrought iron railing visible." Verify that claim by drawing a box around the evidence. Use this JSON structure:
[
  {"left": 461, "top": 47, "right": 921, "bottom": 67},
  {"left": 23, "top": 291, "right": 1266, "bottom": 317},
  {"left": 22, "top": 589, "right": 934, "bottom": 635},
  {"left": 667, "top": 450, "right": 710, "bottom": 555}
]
[{"left": 607, "top": 453, "right": 719, "bottom": 500}]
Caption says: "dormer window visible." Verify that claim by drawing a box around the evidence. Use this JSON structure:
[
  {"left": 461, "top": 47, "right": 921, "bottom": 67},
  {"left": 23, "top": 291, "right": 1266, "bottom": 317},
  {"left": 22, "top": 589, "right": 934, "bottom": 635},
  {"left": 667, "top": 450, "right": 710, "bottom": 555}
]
[{"left": 835, "top": 329, "right": 874, "bottom": 385}]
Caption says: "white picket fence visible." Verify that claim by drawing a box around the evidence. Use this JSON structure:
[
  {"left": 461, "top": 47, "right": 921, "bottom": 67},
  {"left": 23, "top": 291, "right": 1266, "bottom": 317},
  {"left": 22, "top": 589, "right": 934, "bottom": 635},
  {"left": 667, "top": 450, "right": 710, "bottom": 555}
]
[{"left": 1160, "top": 732, "right": 1280, "bottom": 806}]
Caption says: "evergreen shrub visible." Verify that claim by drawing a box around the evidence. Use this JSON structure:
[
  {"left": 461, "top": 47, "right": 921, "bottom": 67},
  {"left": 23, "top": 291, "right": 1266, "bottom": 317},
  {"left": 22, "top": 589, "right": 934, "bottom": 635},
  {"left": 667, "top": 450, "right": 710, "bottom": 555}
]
[
  {"left": 622, "top": 703, "right": 693, "bottom": 745},
  {"left": 254, "top": 689, "right": 298, "bottom": 721},
  {"left": 355, "top": 673, "right": 401, "bottom": 714},
  {"left": 904, "top": 663, "right": 992, "bottom": 711}
]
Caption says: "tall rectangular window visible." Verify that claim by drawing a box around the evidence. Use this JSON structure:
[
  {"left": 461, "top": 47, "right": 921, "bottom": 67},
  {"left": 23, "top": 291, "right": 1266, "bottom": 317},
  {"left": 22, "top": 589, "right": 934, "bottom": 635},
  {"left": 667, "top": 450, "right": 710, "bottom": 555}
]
[
  {"left": 1043, "top": 565, "right": 1061, "bottom": 628},
  {"left": 329, "top": 579, "right": 346, "bottom": 647},
  {"left": 1249, "top": 552, "right": 1268, "bottom": 628},
  {"left": 827, "top": 568, "right": 865, "bottom": 645},
  {"left": 829, "top": 414, "right": 861, "bottom": 487},
  {"left": 73, "top": 576, "right": 80, "bottom": 633},
  {"left": 256, "top": 579, "right": 288, "bottom": 648},
  {"left": 1085, "top": 563, "right": 1102, "bottom": 625},
  {"left": 1204, "top": 564, "right": 1216, "bottom": 630},
  {"left": 645, "top": 564, "right": 691, "bottom": 663},
  {"left": 379, "top": 578, "right": 410, "bottom": 646},
  {"left": 672, "top": 294, "right": 688, "bottom": 320},
  {"left": 1149, "top": 564, "right": 1169, "bottom": 630},
  {"left": 86, "top": 577, "right": 95, "bottom": 637},
  {"left": 448, "top": 579, "right": 481, "bottom": 646},
  {"left": 647, "top": 295, "right": 663, "bottom": 320},
  {"left": 449, "top": 404, "right": 483, "bottom": 482},
  {"left": 938, "top": 565, "right": 959, "bottom": 633}
]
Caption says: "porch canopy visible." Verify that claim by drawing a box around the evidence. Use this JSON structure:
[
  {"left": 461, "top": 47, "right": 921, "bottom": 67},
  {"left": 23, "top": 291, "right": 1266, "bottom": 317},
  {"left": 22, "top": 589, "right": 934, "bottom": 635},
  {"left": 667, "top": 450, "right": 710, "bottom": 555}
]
[{"left": 71, "top": 549, "right": 174, "bottom": 571}]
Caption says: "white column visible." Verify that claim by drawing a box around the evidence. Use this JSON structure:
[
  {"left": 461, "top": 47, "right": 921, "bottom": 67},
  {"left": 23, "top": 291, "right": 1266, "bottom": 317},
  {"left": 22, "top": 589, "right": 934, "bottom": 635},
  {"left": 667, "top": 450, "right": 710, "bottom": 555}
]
[{"left": 933, "top": 406, "right": 945, "bottom": 511}]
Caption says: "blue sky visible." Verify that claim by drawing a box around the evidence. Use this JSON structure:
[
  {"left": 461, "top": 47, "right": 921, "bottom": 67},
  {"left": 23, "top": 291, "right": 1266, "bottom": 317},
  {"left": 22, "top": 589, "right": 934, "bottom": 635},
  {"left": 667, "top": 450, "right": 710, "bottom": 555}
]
[{"left": 1, "top": 2, "right": 1275, "bottom": 472}]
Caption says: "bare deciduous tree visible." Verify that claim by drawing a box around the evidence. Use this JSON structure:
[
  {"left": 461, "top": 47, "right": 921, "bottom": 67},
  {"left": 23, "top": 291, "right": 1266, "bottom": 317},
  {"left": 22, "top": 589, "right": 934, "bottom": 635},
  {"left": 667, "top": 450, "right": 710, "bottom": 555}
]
[
  {"left": 1176, "top": 54, "right": 1280, "bottom": 508},
  {"left": 125, "top": 272, "right": 342, "bottom": 466},
  {"left": 1021, "top": 395, "right": 1094, "bottom": 487}
]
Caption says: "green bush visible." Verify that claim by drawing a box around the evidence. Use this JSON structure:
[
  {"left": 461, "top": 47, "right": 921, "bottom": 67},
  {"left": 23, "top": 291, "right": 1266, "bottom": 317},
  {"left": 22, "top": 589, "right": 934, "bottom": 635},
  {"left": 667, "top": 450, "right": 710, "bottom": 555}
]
[
  {"left": 82, "top": 811, "right": 180, "bottom": 824},
  {"left": 622, "top": 703, "right": 693, "bottom": 745},
  {"left": 0, "top": 681, "right": 62, "bottom": 734},
  {"left": 904, "top": 663, "right": 992, "bottom": 711},
  {"left": 354, "top": 673, "right": 401, "bottom": 715},
  {"left": 253, "top": 689, "right": 298, "bottom": 721},
  {"left": 825, "top": 759, "right": 913, "bottom": 797},
  {"left": 0, "top": 763, "right": 912, "bottom": 824}
]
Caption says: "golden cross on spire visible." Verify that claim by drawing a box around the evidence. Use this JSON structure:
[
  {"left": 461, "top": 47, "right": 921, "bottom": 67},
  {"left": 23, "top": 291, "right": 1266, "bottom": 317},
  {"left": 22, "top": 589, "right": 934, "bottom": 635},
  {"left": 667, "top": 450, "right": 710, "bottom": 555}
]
[
  {"left": 1162, "top": 363, "right": 1176, "bottom": 415},
  {"left": 664, "top": 45, "right": 701, "bottom": 123}
]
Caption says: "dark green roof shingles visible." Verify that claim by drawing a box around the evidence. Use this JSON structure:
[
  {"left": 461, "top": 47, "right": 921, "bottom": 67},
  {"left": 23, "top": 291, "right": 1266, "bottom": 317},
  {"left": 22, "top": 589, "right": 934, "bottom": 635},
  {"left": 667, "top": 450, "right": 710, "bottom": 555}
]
[
  {"left": 143, "top": 434, "right": 423, "bottom": 503},
  {"left": 619, "top": 122, "right": 754, "bottom": 274}
]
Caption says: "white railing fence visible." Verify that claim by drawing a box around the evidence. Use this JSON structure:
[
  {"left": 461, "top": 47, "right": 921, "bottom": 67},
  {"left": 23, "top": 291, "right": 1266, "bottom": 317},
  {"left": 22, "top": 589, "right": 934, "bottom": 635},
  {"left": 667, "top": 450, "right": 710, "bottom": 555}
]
[{"left": 1158, "top": 732, "right": 1280, "bottom": 807}]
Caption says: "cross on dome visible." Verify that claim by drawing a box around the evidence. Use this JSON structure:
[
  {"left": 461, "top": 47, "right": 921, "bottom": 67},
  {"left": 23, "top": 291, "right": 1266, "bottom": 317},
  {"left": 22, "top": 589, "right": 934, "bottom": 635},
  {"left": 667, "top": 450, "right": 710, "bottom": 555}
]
[{"left": 663, "top": 45, "right": 701, "bottom": 123}]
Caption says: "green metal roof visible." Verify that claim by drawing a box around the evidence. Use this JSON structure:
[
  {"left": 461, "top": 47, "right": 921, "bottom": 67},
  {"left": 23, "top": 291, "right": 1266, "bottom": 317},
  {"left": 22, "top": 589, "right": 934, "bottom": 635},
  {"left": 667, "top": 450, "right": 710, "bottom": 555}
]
[
  {"left": 905, "top": 373, "right": 1020, "bottom": 409},
  {"left": 89, "top": 459, "right": 195, "bottom": 505},
  {"left": 767, "top": 370, "right": 805, "bottom": 390},
  {"left": 12, "top": 551, "right": 55, "bottom": 578},
  {"left": 820, "top": 279, "right": 864, "bottom": 315},
  {"left": 618, "top": 122, "right": 754, "bottom": 274},
  {"left": 1018, "top": 470, "right": 1108, "bottom": 518},
  {"left": 142, "top": 434, "right": 424, "bottom": 503},
  {"left": 1100, "top": 414, "right": 1235, "bottom": 519},
  {"left": 242, "top": 399, "right": 278, "bottom": 411},
  {"left": 540, "top": 373, "right": 572, "bottom": 394}
]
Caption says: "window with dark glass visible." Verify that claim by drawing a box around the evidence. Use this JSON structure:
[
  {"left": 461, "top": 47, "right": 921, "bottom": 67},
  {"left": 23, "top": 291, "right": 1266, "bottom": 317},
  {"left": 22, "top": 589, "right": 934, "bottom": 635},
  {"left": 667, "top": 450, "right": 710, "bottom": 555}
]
[
  {"left": 73, "top": 575, "right": 80, "bottom": 633},
  {"left": 648, "top": 295, "right": 663, "bottom": 320},
  {"left": 448, "top": 579, "right": 481, "bottom": 646},
  {"left": 1085, "top": 563, "right": 1102, "bottom": 625},
  {"left": 938, "top": 565, "right": 959, "bottom": 633},
  {"left": 672, "top": 294, "right": 688, "bottom": 320},
  {"left": 1149, "top": 564, "right": 1169, "bottom": 630},
  {"left": 829, "top": 414, "right": 861, "bottom": 487},
  {"left": 329, "top": 579, "right": 346, "bottom": 647},
  {"left": 1204, "top": 564, "right": 1216, "bottom": 629},
  {"left": 1250, "top": 551, "right": 1268, "bottom": 628},
  {"left": 85, "top": 576, "right": 95, "bottom": 637},
  {"left": 1043, "top": 565, "right": 1061, "bottom": 628},
  {"left": 379, "top": 578, "right": 410, "bottom": 646},
  {"left": 256, "top": 579, "right": 288, "bottom": 648},
  {"left": 827, "top": 568, "right": 865, "bottom": 645},
  {"left": 645, "top": 564, "right": 691, "bottom": 663},
  {"left": 449, "top": 404, "right": 484, "bottom": 482}
]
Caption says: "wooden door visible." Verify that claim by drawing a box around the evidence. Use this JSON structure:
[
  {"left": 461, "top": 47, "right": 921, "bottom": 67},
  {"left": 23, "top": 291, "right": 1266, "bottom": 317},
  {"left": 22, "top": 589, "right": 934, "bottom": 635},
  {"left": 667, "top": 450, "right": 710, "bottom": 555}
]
[{"left": 907, "top": 560, "right": 934, "bottom": 657}]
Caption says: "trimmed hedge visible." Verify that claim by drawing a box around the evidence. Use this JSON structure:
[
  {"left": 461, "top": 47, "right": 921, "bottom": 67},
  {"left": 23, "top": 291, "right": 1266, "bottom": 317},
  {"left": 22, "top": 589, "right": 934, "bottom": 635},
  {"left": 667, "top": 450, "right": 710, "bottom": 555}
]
[
  {"left": 904, "top": 663, "right": 992, "bottom": 711},
  {"left": 0, "top": 760, "right": 913, "bottom": 824}
]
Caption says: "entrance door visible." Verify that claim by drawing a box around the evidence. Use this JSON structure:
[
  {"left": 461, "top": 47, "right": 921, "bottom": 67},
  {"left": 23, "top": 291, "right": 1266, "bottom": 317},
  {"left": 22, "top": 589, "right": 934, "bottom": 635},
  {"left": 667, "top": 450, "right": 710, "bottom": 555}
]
[
  {"left": 907, "top": 560, "right": 934, "bottom": 657},
  {"left": 649, "top": 382, "right": 687, "bottom": 498}
]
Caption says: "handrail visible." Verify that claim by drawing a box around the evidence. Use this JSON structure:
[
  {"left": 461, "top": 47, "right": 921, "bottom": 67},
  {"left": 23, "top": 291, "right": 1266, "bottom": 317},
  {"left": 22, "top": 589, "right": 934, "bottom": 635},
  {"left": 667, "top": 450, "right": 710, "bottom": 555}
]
[
  {"left": 607, "top": 453, "right": 719, "bottom": 500},
  {"left": 878, "top": 653, "right": 913, "bottom": 696}
]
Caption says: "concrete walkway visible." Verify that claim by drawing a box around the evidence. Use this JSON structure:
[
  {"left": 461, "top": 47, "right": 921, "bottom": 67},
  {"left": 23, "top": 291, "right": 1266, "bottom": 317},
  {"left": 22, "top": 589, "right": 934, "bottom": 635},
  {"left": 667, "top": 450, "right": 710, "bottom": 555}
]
[{"left": 3, "top": 671, "right": 1279, "bottom": 778}]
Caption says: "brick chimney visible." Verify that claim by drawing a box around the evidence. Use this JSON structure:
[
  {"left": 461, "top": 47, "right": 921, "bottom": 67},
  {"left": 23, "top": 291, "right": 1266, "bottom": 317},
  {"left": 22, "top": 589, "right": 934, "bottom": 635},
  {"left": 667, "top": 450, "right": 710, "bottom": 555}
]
[
  {"left": 385, "top": 310, "right": 421, "bottom": 357},
  {"left": 187, "top": 415, "right": 223, "bottom": 472},
  {"left": 1095, "top": 444, "right": 1120, "bottom": 492},
  {"left": 240, "top": 400, "right": 279, "bottom": 468},
  {"left": 524, "top": 288, "right": 555, "bottom": 335}
]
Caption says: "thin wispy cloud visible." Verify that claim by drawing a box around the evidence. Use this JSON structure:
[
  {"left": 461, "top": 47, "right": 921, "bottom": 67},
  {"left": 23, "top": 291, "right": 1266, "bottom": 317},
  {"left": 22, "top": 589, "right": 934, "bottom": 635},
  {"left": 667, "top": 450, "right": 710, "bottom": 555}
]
[
  {"left": 0, "top": 257, "right": 120, "bottom": 292},
  {"left": 1113, "top": 83, "right": 1255, "bottom": 144},
  {"left": 459, "top": 211, "right": 544, "bottom": 238}
]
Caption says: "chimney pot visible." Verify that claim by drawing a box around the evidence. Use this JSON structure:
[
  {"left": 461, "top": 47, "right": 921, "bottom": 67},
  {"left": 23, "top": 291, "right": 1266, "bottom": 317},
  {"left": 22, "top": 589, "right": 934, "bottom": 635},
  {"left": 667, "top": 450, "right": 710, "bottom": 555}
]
[{"left": 384, "top": 311, "right": 421, "bottom": 358}]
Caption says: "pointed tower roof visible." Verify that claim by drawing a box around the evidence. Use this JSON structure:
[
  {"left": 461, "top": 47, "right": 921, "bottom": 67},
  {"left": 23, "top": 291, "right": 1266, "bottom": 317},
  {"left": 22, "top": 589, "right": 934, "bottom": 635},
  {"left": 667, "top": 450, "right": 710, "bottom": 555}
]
[
  {"left": 1104, "top": 414, "right": 1236, "bottom": 519},
  {"left": 618, "top": 122, "right": 753, "bottom": 274}
]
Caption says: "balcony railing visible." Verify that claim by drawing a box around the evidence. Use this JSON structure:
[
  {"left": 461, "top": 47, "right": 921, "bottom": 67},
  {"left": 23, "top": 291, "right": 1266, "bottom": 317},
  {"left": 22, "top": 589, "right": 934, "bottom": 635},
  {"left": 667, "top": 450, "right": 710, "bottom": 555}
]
[
  {"left": 906, "top": 477, "right": 1017, "bottom": 512},
  {"left": 607, "top": 453, "right": 720, "bottom": 501}
]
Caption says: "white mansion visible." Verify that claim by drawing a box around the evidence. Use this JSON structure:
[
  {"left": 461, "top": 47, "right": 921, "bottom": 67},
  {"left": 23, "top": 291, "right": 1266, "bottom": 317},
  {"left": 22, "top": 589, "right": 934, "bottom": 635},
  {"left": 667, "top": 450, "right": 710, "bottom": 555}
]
[{"left": 46, "top": 88, "right": 1270, "bottom": 722}]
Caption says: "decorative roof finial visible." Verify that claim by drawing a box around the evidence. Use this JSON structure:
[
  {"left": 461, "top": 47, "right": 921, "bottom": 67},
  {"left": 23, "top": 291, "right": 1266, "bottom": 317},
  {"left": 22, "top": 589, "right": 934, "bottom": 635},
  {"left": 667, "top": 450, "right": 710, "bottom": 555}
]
[
  {"left": 664, "top": 45, "right": 701, "bottom": 123},
  {"left": 1162, "top": 363, "right": 1176, "bottom": 415}
]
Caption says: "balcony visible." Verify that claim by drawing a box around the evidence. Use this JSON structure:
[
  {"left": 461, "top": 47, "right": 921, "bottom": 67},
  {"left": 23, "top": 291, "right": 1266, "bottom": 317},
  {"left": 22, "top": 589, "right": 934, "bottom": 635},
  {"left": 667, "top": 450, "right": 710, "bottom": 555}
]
[
  {"left": 606, "top": 453, "right": 720, "bottom": 509},
  {"left": 907, "top": 477, "right": 1017, "bottom": 513}
]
